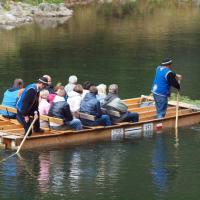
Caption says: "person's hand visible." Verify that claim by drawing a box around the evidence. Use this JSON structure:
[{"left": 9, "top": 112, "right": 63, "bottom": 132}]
[
  {"left": 176, "top": 74, "right": 182, "bottom": 81},
  {"left": 24, "top": 116, "right": 29, "bottom": 123}
]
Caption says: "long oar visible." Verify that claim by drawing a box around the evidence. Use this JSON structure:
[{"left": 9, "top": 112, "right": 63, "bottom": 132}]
[
  {"left": 174, "top": 91, "right": 180, "bottom": 148},
  {"left": 0, "top": 114, "right": 38, "bottom": 163},
  {"left": 16, "top": 115, "right": 38, "bottom": 154},
  {"left": 175, "top": 91, "right": 180, "bottom": 129}
]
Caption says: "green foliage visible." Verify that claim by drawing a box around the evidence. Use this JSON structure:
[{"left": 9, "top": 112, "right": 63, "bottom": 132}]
[
  {"left": 97, "top": 1, "right": 137, "bottom": 19},
  {"left": 1, "top": 0, "right": 10, "bottom": 10},
  {"left": 170, "top": 93, "right": 200, "bottom": 107}
]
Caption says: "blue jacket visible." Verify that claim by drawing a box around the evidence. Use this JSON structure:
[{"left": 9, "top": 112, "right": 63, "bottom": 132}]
[
  {"left": 17, "top": 83, "right": 38, "bottom": 115},
  {"left": 0, "top": 88, "right": 20, "bottom": 117},
  {"left": 151, "top": 66, "right": 172, "bottom": 97},
  {"left": 80, "top": 92, "right": 102, "bottom": 118}
]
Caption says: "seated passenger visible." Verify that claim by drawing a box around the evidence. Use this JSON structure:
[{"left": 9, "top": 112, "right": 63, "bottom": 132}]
[
  {"left": 48, "top": 82, "right": 62, "bottom": 106},
  {"left": 48, "top": 87, "right": 82, "bottom": 131},
  {"left": 81, "top": 81, "right": 94, "bottom": 100},
  {"left": 43, "top": 75, "right": 55, "bottom": 94},
  {"left": 80, "top": 86, "right": 112, "bottom": 126},
  {"left": 64, "top": 75, "right": 78, "bottom": 96},
  {"left": 0, "top": 78, "right": 24, "bottom": 119},
  {"left": 96, "top": 84, "right": 107, "bottom": 105},
  {"left": 67, "top": 84, "right": 83, "bottom": 114},
  {"left": 102, "top": 84, "right": 139, "bottom": 123},
  {"left": 39, "top": 89, "right": 50, "bottom": 128}
]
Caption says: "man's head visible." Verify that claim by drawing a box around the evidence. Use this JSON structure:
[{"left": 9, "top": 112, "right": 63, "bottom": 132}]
[
  {"left": 161, "top": 58, "right": 172, "bottom": 68},
  {"left": 109, "top": 84, "right": 118, "bottom": 94},
  {"left": 38, "top": 77, "right": 48, "bottom": 90},
  {"left": 89, "top": 85, "right": 98, "bottom": 95},
  {"left": 83, "top": 81, "right": 94, "bottom": 90},
  {"left": 13, "top": 78, "right": 24, "bottom": 89},
  {"left": 43, "top": 75, "right": 52, "bottom": 86}
]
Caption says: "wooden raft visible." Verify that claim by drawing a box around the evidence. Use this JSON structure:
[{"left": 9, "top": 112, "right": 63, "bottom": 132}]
[{"left": 0, "top": 95, "right": 197, "bottom": 150}]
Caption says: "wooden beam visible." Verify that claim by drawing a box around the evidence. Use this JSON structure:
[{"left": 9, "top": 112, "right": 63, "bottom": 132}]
[
  {"left": 78, "top": 112, "right": 95, "bottom": 121},
  {"left": 141, "top": 95, "right": 200, "bottom": 110},
  {"left": 129, "top": 105, "right": 156, "bottom": 113},
  {"left": 0, "top": 105, "right": 64, "bottom": 125},
  {"left": 140, "top": 108, "right": 192, "bottom": 121},
  {"left": 101, "top": 108, "right": 120, "bottom": 117},
  {"left": 122, "top": 97, "right": 141, "bottom": 104}
]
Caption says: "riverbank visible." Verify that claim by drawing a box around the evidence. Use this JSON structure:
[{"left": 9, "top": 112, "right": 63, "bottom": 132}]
[{"left": 0, "top": 1, "right": 73, "bottom": 30}]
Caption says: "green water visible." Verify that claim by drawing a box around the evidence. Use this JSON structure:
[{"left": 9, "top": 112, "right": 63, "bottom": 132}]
[{"left": 0, "top": 1, "right": 200, "bottom": 199}]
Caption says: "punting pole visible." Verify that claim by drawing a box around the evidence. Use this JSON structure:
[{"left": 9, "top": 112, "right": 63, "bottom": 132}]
[
  {"left": 0, "top": 112, "right": 38, "bottom": 163},
  {"left": 175, "top": 91, "right": 180, "bottom": 130},
  {"left": 16, "top": 113, "right": 38, "bottom": 154}
]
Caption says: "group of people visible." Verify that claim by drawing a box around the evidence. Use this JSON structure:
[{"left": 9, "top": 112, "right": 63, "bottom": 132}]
[
  {"left": 0, "top": 75, "right": 139, "bottom": 136},
  {"left": 0, "top": 57, "right": 181, "bottom": 136}
]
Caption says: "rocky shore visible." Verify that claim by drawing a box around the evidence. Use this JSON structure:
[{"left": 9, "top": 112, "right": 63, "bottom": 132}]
[{"left": 0, "top": 1, "right": 73, "bottom": 30}]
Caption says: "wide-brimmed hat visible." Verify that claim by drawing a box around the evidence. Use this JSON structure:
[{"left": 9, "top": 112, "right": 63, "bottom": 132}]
[
  {"left": 38, "top": 77, "right": 48, "bottom": 85},
  {"left": 161, "top": 58, "right": 172, "bottom": 65}
]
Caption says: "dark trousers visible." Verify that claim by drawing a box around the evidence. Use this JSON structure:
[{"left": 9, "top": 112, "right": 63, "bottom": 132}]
[
  {"left": 111, "top": 111, "right": 139, "bottom": 123},
  {"left": 124, "top": 111, "right": 139, "bottom": 122},
  {"left": 16, "top": 110, "right": 40, "bottom": 135}
]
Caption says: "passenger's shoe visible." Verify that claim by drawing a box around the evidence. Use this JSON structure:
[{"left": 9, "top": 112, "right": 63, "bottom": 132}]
[{"left": 33, "top": 128, "right": 44, "bottom": 133}]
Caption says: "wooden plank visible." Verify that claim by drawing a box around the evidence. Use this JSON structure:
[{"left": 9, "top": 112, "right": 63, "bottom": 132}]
[
  {"left": 0, "top": 105, "right": 17, "bottom": 114},
  {"left": 0, "top": 105, "right": 64, "bottom": 125},
  {"left": 122, "top": 97, "right": 141, "bottom": 104},
  {"left": 41, "top": 115, "right": 63, "bottom": 124},
  {"left": 101, "top": 108, "right": 120, "bottom": 117},
  {"left": 129, "top": 105, "right": 156, "bottom": 113},
  {"left": 139, "top": 107, "right": 176, "bottom": 119},
  {"left": 127, "top": 103, "right": 140, "bottom": 109},
  {"left": 140, "top": 95, "right": 200, "bottom": 110},
  {"left": 78, "top": 112, "right": 95, "bottom": 121},
  {"left": 168, "top": 100, "right": 200, "bottom": 110},
  {"left": 140, "top": 108, "right": 192, "bottom": 121},
  {"left": 0, "top": 121, "right": 15, "bottom": 126},
  {"left": 0, "top": 124, "right": 22, "bottom": 130}
]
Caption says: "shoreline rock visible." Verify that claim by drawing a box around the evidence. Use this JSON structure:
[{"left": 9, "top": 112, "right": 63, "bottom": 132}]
[{"left": 0, "top": 1, "right": 73, "bottom": 30}]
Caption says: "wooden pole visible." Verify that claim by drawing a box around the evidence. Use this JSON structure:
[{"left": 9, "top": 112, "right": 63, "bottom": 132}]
[
  {"left": 0, "top": 113, "right": 38, "bottom": 163},
  {"left": 175, "top": 91, "right": 179, "bottom": 129},
  {"left": 16, "top": 115, "right": 38, "bottom": 154}
]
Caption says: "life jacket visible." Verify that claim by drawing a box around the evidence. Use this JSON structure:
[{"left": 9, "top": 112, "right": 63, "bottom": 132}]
[
  {"left": 0, "top": 88, "right": 20, "bottom": 117},
  {"left": 17, "top": 83, "right": 37, "bottom": 112},
  {"left": 151, "top": 66, "right": 171, "bottom": 97}
]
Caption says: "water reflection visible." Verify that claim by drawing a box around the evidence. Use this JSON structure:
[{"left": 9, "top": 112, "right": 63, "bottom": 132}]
[
  {"left": 37, "top": 153, "right": 50, "bottom": 193},
  {"left": 68, "top": 151, "right": 82, "bottom": 193},
  {"left": 151, "top": 134, "right": 169, "bottom": 197},
  {"left": 151, "top": 132, "right": 181, "bottom": 198}
]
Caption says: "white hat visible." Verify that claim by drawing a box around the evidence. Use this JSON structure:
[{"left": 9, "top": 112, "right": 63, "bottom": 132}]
[{"left": 69, "top": 75, "right": 78, "bottom": 84}]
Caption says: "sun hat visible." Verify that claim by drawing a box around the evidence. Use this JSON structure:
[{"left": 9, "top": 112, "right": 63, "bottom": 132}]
[
  {"left": 38, "top": 77, "right": 48, "bottom": 85},
  {"left": 161, "top": 58, "right": 172, "bottom": 65}
]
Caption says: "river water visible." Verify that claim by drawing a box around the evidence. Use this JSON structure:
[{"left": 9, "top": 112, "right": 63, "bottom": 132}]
[{"left": 0, "top": 1, "right": 200, "bottom": 199}]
